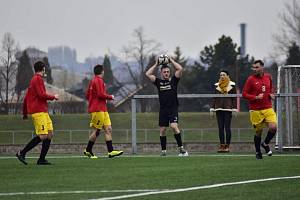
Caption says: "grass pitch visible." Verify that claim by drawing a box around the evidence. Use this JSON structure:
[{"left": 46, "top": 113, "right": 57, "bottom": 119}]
[{"left": 1, "top": 154, "right": 300, "bottom": 200}]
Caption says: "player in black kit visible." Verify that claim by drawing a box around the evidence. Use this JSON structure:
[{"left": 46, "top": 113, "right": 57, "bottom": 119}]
[{"left": 146, "top": 55, "right": 188, "bottom": 156}]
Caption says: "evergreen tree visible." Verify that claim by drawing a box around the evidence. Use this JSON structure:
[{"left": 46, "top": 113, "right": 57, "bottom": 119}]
[
  {"left": 102, "top": 54, "right": 114, "bottom": 86},
  {"left": 15, "top": 51, "right": 34, "bottom": 97},
  {"left": 196, "top": 35, "right": 254, "bottom": 111},
  {"left": 199, "top": 35, "right": 252, "bottom": 92},
  {"left": 201, "top": 35, "right": 238, "bottom": 79},
  {"left": 286, "top": 42, "right": 300, "bottom": 65},
  {"left": 42, "top": 57, "right": 53, "bottom": 84},
  {"left": 172, "top": 47, "right": 189, "bottom": 93},
  {"left": 173, "top": 46, "right": 188, "bottom": 66}
]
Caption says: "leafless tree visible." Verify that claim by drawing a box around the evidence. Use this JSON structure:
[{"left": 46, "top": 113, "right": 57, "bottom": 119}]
[
  {"left": 273, "top": 0, "right": 300, "bottom": 56},
  {"left": 121, "top": 27, "right": 161, "bottom": 111},
  {"left": 122, "top": 27, "right": 161, "bottom": 88},
  {"left": 0, "top": 33, "right": 18, "bottom": 114}
]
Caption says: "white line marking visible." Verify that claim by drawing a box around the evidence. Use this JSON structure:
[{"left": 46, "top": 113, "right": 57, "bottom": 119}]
[
  {"left": 0, "top": 190, "right": 160, "bottom": 196},
  {"left": 0, "top": 176, "right": 299, "bottom": 198},
  {"left": 88, "top": 175, "right": 300, "bottom": 200}
]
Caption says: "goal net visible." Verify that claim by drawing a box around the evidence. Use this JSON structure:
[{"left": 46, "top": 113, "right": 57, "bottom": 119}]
[{"left": 276, "top": 65, "right": 300, "bottom": 151}]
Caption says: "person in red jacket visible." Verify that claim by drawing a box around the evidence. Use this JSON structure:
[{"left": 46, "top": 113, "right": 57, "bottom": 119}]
[
  {"left": 242, "top": 60, "right": 277, "bottom": 159},
  {"left": 16, "top": 61, "right": 59, "bottom": 165},
  {"left": 83, "top": 64, "right": 123, "bottom": 158}
]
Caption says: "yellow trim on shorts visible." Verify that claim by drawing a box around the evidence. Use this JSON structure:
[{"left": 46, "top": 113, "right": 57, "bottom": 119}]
[
  {"left": 31, "top": 112, "right": 53, "bottom": 135},
  {"left": 90, "top": 111, "right": 111, "bottom": 129}
]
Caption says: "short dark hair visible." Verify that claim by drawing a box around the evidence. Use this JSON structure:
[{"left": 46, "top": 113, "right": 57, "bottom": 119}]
[
  {"left": 220, "top": 69, "right": 229, "bottom": 75},
  {"left": 94, "top": 64, "right": 103, "bottom": 75},
  {"left": 34, "top": 61, "right": 45, "bottom": 72},
  {"left": 254, "top": 60, "right": 264, "bottom": 66},
  {"left": 160, "top": 64, "right": 170, "bottom": 71}
]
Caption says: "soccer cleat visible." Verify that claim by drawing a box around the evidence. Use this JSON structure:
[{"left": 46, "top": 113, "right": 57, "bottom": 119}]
[
  {"left": 261, "top": 143, "right": 272, "bottom": 156},
  {"left": 83, "top": 150, "right": 98, "bottom": 159},
  {"left": 108, "top": 150, "right": 123, "bottom": 158},
  {"left": 255, "top": 152, "right": 263, "bottom": 160},
  {"left": 16, "top": 151, "right": 27, "bottom": 165},
  {"left": 160, "top": 150, "right": 167, "bottom": 156},
  {"left": 178, "top": 146, "right": 189, "bottom": 157},
  {"left": 37, "top": 159, "right": 51, "bottom": 165}
]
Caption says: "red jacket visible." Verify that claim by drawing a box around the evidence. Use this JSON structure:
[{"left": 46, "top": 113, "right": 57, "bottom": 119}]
[
  {"left": 86, "top": 75, "right": 113, "bottom": 113},
  {"left": 242, "top": 73, "right": 274, "bottom": 110},
  {"left": 23, "top": 73, "right": 56, "bottom": 115}
]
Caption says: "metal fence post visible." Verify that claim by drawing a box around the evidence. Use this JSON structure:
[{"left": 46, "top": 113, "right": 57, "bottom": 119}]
[
  {"left": 69, "top": 130, "right": 72, "bottom": 143},
  {"left": 12, "top": 131, "right": 15, "bottom": 144},
  {"left": 131, "top": 98, "right": 137, "bottom": 154}
]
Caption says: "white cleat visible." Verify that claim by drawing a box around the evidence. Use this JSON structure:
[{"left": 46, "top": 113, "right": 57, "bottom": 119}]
[
  {"left": 267, "top": 150, "right": 273, "bottom": 156},
  {"left": 178, "top": 146, "right": 189, "bottom": 157},
  {"left": 178, "top": 152, "right": 189, "bottom": 157}
]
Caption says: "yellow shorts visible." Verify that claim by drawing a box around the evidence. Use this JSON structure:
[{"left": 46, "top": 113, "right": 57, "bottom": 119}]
[
  {"left": 249, "top": 108, "right": 277, "bottom": 131},
  {"left": 90, "top": 112, "right": 111, "bottom": 129},
  {"left": 31, "top": 112, "right": 53, "bottom": 135}
]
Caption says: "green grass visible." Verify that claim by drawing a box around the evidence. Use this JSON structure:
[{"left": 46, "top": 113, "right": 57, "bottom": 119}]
[{"left": 1, "top": 154, "right": 300, "bottom": 200}]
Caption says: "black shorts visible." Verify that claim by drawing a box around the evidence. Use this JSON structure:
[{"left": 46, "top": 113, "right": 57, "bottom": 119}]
[{"left": 159, "top": 108, "right": 179, "bottom": 127}]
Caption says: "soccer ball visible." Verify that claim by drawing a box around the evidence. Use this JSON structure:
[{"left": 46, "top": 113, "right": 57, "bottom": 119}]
[{"left": 158, "top": 54, "right": 169, "bottom": 65}]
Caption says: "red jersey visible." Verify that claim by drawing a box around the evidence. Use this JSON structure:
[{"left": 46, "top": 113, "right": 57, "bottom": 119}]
[
  {"left": 86, "top": 75, "right": 113, "bottom": 113},
  {"left": 23, "top": 73, "right": 56, "bottom": 115},
  {"left": 242, "top": 73, "right": 274, "bottom": 110}
]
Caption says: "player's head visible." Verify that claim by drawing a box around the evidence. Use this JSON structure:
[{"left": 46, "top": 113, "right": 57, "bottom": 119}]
[
  {"left": 160, "top": 64, "right": 171, "bottom": 80},
  {"left": 34, "top": 61, "right": 46, "bottom": 73},
  {"left": 94, "top": 64, "right": 104, "bottom": 76},
  {"left": 219, "top": 70, "right": 229, "bottom": 80},
  {"left": 252, "top": 60, "right": 264, "bottom": 76}
]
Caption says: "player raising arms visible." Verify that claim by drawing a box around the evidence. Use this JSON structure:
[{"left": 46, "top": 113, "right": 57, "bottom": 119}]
[
  {"left": 242, "top": 60, "right": 277, "bottom": 159},
  {"left": 84, "top": 64, "right": 123, "bottom": 158},
  {"left": 146, "top": 55, "right": 188, "bottom": 156},
  {"left": 16, "top": 61, "right": 59, "bottom": 165}
]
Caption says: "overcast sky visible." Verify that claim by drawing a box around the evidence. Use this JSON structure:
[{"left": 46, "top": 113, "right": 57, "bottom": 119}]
[{"left": 0, "top": 0, "right": 288, "bottom": 62}]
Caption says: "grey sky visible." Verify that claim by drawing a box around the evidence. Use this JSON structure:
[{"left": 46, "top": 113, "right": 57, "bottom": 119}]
[{"left": 0, "top": 0, "right": 287, "bottom": 62}]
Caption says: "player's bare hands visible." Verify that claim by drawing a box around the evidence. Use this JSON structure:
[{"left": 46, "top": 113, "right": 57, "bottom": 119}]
[
  {"left": 209, "top": 108, "right": 215, "bottom": 118},
  {"left": 256, "top": 93, "right": 263, "bottom": 99},
  {"left": 269, "top": 93, "right": 275, "bottom": 100},
  {"left": 54, "top": 94, "right": 59, "bottom": 100},
  {"left": 232, "top": 109, "right": 238, "bottom": 117}
]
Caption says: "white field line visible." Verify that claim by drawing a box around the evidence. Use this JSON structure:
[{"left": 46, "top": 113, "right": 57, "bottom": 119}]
[
  {"left": 88, "top": 175, "right": 300, "bottom": 200},
  {"left": 0, "top": 190, "right": 161, "bottom": 196},
  {"left": 1, "top": 154, "right": 300, "bottom": 159},
  {"left": 0, "top": 176, "right": 299, "bottom": 198}
]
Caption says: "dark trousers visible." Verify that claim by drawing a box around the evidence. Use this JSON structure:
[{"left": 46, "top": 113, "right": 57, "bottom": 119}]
[{"left": 216, "top": 111, "right": 232, "bottom": 144}]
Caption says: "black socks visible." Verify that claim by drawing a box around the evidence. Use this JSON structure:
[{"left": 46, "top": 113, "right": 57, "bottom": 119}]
[
  {"left": 106, "top": 140, "right": 113, "bottom": 152},
  {"left": 264, "top": 130, "right": 276, "bottom": 144},
  {"left": 39, "top": 139, "right": 51, "bottom": 161},
  {"left": 174, "top": 133, "right": 183, "bottom": 147},
  {"left": 86, "top": 140, "right": 95, "bottom": 152},
  {"left": 160, "top": 133, "right": 183, "bottom": 150},
  {"left": 160, "top": 136, "right": 167, "bottom": 150},
  {"left": 21, "top": 136, "right": 42, "bottom": 155},
  {"left": 254, "top": 135, "right": 261, "bottom": 153}
]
